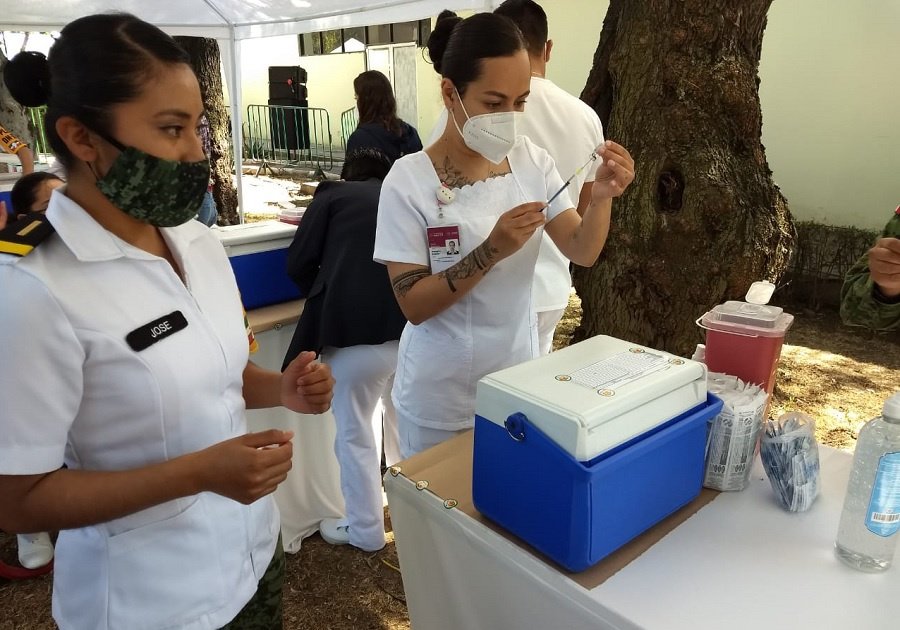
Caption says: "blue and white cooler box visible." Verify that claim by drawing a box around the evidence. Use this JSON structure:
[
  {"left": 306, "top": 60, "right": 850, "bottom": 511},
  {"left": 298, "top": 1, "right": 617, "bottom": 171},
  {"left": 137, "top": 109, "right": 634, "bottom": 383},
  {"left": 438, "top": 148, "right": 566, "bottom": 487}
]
[
  {"left": 473, "top": 335, "right": 723, "bottom": 572},
  {"left": 215, "top": 221, "right": 301, "bottom": 310},
  {"left": 1, "top": 175, "right": 17, "bottom": 219}
]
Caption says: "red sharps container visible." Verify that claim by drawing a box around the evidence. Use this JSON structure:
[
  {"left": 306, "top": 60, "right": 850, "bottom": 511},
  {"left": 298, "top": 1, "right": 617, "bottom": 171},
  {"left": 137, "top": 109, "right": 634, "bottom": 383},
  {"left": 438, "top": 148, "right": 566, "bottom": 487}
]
[{"left": 699, "top": 299, "right": 793, "bottom": 396}]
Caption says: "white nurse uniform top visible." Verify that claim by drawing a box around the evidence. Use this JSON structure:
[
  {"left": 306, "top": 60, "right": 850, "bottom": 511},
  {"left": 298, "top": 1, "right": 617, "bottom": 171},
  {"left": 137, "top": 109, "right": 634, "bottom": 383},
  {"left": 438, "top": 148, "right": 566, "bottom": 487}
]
[
  {"left": 373, "top": 137, "right": 572, "bottom": 431},
  {"left": 0, "top": 191, "right": 279, "bottom": 630}
]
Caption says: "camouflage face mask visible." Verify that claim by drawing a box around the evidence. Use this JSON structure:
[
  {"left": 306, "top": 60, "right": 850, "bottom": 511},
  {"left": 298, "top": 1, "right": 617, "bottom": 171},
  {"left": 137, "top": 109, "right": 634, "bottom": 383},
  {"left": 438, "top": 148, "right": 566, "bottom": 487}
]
[{"left": 94, "top": 137, "right": 210, "bottom": 228}]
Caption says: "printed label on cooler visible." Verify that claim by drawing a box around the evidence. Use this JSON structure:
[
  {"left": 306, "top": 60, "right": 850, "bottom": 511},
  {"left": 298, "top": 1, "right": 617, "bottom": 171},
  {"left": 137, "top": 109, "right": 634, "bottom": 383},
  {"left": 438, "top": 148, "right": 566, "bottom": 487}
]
[{"left": 865, "top": 451, "right": 900, "bottom": 537}]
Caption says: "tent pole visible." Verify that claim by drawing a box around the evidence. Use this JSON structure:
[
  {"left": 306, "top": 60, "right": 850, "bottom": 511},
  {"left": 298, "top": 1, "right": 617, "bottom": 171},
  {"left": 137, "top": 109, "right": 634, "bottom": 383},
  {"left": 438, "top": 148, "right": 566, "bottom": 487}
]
[{"left": 228, "top": 31, "right": 245, "bottom": 224}]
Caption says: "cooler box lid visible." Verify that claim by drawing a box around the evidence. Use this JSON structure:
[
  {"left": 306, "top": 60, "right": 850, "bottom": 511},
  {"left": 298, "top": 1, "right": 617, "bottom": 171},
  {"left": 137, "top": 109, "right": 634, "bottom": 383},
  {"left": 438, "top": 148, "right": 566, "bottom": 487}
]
[
  {"left": 214, "top": 221, "right": 297, "bottom": 256},
  {"left": 701, "top": 301, "right": 794, "bottom": 337},
  {"left": 474, "top": 335, "right": 708, "bottom": 462}
]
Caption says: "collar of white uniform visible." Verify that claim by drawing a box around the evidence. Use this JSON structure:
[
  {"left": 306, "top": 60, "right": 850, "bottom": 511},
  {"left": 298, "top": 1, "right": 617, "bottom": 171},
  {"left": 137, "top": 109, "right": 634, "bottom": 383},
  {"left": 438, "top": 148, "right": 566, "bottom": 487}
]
[{"left": 46, "top": 189, "right": 207, "bottom": 263}]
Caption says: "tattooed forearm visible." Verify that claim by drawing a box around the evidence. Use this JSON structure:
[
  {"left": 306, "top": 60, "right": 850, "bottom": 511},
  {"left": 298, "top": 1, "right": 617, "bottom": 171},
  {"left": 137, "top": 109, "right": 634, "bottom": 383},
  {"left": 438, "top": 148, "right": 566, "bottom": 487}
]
[
  {"left": 437, "top": 240, "right": 501, "bottom": 293},
  {"left": 470, "top": 240, "right": 500, "bottom": 271},
  {"left": 391, "top": 269, "right": 430, "bottom": 297},
  {"left": 440, "top": 271, "right": 458, "bottom": 293}
]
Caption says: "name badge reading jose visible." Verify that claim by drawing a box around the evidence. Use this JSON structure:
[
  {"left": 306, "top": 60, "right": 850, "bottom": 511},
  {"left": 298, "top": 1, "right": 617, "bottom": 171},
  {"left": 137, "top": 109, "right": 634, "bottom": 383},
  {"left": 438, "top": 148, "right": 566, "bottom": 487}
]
[{"left": 126, "top": 311, "right": 189, "bottom": 352}]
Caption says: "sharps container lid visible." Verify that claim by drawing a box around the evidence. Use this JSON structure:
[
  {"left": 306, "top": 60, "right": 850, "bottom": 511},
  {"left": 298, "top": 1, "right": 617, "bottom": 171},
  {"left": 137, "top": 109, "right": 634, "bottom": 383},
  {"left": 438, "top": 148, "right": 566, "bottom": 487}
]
[{"left": 701, "top": 301, "right": 794, "bottom": 337}]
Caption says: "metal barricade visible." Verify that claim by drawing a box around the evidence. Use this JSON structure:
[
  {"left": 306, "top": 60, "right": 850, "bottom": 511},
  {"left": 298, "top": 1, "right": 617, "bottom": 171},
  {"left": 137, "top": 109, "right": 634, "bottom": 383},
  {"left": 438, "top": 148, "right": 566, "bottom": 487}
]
[
  {"left": 244, "top": 104, "right": 334, "bottom": 171},
  {"left": 340, "top": 106, "right": 358, "bottom": 150},
  {"left": 26, "top": 106, "right": 51, "bottom": 156}
]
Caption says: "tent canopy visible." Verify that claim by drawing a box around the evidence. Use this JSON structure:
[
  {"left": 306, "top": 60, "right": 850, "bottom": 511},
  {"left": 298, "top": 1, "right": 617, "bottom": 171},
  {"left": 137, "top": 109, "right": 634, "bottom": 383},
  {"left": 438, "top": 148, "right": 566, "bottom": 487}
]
[
  {"left": 0, "top": 0, "right": 496, "bottom": 39},
  {"left": 0, "top": 0, "right": 499, "bottom": 219}
]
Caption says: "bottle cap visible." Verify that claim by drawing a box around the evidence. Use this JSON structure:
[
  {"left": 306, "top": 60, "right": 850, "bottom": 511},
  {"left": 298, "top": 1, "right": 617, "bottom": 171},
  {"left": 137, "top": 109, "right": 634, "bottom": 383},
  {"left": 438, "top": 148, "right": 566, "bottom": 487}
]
[
  {"left": 745, "top": 281, "right": 776, "bottom": 305},
  {"left": 883, "top": 392, "right": 900, "bottom": 420}
]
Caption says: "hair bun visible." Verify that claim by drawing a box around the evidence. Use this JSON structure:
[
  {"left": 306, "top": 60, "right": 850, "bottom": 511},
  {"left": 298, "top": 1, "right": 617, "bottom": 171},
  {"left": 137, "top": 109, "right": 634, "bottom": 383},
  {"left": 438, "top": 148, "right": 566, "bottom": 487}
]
[
  {"left": 4, "top": 51, "right": 51, "bottom": 107},
  {"left": 427, "top": 10, "right": 462, "bottom": 75}
]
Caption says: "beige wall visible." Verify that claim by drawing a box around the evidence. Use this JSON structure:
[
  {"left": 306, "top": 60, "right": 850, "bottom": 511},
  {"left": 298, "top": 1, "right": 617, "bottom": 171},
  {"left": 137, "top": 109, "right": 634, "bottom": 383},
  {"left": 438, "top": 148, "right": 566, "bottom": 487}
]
[
  {"left": 535, "top": 0, "right": 899, "bottom": 231},
  {"left": 416, "top": 48, "right": 446, "bottom": 142},
  {"left": 239, "top": 35, "right": 364, "bottom": 148},
  {"left": 759, "top": 0, "right": 900, "bottom": 230},
  {"left": 539, "top": 0, "right": 607, "bottom": 98},
  {"left": 238, "top": 2, "right": 899, "bottom": 230},
  {"left": 240, "top": 34, "right": 444, "bottom": 149}
]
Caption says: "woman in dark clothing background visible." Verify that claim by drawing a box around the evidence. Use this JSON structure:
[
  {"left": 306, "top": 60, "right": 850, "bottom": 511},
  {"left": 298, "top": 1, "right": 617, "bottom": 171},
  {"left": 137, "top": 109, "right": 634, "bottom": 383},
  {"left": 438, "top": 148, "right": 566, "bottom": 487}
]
[
  {"left": 345, "top": 71, "right": 423, "bottom": 162},
  {"left": 283, "top": 148, "right": 406, "bottom": 552}
]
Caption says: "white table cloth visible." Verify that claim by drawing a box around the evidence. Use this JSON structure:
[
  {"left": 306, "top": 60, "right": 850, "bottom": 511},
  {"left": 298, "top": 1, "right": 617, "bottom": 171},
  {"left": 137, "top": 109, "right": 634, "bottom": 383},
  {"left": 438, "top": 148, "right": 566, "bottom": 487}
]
[
  {"left": 245, "top": 301, "right": 344, "bottom": 553},
  {"left": 385, "top": 433, "right": 899, "bottom": 630}
]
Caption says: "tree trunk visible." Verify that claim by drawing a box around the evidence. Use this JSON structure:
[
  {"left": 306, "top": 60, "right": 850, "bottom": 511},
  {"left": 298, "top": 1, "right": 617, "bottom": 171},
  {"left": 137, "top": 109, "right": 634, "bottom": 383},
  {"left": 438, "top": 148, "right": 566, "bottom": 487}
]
[
  {"left": 0, "top": 47, "right": 33, "bottom": 147},
  {"left": 175, "top": 37, "right": 238, "bottom": 225},
  {"left": 575, "top": 0, "right": 795, "bottom": 356}
]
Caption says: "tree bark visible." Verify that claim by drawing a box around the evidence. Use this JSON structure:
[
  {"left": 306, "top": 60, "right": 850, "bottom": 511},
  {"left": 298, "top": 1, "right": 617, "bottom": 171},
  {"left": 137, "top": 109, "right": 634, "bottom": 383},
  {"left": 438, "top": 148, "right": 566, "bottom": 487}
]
[
  {"left": 0, "top": 47, "right": 33, "bottom": 147},
  {"left": 175, "top": 37, "right": 238, "bottom": 225},
  {"left": 575, "top": 0, "right": 795, "bottom": 356}
]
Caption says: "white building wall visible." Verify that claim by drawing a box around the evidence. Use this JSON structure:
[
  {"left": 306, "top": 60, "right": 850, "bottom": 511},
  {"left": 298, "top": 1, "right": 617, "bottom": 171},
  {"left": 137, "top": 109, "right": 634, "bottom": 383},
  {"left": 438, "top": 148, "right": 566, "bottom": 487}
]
[
  {"left": 237, "top": 2, "right": 899, "bottom": 230},
  {"left": 538, "top": 0, "right": 899, "bottom": 231},
  {"left": 239, "top": 35, "right": 364, "bottom": 149}
]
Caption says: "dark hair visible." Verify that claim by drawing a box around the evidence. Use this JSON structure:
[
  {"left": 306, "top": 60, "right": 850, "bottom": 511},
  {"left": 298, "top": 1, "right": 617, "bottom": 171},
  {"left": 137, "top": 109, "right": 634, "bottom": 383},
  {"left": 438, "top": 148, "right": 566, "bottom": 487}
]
[
  {"left": 3, "top": 13, "right": 191, "bottom": 169},
  {"left": 494, "top": 0, "right": 548, "bottom": 57},
  {"left": 339, "top": 148, "right": 392, "bottom": 182},
  {"left": 426, "top": 11, "right": 525, "bottom": 95},
  {"left": 10, "top": 172, "right": 64, "bottom": 214},
  {"left": 353, "top": 71, "right": 401, "bottom": 136}
]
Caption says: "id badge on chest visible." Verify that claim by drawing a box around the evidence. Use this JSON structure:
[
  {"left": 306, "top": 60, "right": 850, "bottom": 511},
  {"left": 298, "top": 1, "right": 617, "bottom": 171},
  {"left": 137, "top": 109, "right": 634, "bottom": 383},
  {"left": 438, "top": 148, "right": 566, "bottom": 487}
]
[{"left": 427, "top": 224, "right": 462, "bottom": 274}]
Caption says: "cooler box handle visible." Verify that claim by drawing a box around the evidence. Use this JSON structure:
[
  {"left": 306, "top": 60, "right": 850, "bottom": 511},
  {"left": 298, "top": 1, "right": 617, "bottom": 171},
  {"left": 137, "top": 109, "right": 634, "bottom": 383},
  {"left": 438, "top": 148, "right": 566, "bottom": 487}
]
[{"left": 505, "top": 412, "right": 527, "bottom": 442}]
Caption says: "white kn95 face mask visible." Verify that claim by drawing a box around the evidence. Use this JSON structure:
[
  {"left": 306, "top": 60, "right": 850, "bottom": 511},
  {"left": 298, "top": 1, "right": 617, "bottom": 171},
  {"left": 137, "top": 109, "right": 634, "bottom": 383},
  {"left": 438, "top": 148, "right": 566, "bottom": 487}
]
[{"left": 451, "top": 88, "right": 518, "bottom": 164}]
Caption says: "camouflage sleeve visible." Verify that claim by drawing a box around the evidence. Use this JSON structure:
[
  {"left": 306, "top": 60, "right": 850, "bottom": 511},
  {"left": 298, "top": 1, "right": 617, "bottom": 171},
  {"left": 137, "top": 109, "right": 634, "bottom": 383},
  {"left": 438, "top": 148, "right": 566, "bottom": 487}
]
[{"left": 840, "top": 213, "right": 900, "bottom": 331}]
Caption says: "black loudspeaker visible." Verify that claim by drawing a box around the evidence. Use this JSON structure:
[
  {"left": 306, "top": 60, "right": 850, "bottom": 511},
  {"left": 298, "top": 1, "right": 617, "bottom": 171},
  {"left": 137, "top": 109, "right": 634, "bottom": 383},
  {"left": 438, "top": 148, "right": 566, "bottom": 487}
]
[
  {"left": 268, "top": 97, "right": 310, "bottom": 151},
  {"left": 268, "top": 66, "right": 307, "bottom": 100},
  {"left": 268, "top": 66, "right": 307, "bottom": 85},
  {"left": 268, "top": 82, "right": 308, "bottom": 101}
]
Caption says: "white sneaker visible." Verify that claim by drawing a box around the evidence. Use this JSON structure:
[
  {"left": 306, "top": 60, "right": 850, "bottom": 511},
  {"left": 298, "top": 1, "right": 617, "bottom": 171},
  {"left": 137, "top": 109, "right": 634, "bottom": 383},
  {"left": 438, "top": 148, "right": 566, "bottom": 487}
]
[
  {"left": 319, "top": 518, "right": 350, "bottom": 546},
  {"left": 17, "top": 532, "right": 54, "bottom": 569}
]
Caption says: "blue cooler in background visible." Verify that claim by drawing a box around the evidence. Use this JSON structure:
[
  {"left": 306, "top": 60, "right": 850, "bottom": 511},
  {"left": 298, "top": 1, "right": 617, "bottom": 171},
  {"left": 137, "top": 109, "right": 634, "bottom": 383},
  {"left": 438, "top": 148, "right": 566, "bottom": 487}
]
[
  {"left": 215, "top": 221, "right": 301, "bottom": 310},
  {"left": 1, "top": 174, "right": 17, "bottom": 217},
  {"left": 473, "top": 335, "right": 723, "bottom": 572}
]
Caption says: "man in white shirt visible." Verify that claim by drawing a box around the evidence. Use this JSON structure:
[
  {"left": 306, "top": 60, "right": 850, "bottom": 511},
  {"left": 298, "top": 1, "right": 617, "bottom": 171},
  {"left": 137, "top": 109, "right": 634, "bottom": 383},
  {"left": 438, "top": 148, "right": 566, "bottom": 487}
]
[{"left": 496, "top": 0, "right": 605, "bottom": 354}]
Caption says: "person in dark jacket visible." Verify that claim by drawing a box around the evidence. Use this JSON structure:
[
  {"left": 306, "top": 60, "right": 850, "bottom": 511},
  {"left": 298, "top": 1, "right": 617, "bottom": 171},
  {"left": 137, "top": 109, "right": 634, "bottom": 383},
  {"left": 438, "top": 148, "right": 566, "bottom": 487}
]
[
  {"left": 345, "top": 70, "right": 422, "bottom": 163},
  {"left": 283, "top": 148, "right": 406, "bottom": 551}
]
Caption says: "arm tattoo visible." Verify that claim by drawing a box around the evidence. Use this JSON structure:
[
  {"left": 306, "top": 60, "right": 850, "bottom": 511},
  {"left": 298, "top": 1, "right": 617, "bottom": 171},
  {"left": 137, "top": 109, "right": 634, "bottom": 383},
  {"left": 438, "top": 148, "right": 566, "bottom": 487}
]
[
  {"left": 391, "top": 268, "right": 430, "bottom": 298},
  {"left": 437, "top": 240, "right": 501, "bottom": 293},
  {"left": 442, "top": 272, "right": 458, "bottom": 293},
  {"left": 470, "top": 241, "right": 500, "bottom": 272}
]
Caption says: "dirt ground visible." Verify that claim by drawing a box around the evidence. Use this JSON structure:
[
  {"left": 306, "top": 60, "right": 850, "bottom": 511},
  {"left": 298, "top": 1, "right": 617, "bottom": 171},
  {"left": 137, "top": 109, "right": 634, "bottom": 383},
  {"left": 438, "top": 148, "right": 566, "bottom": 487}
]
[{"left": 2, "top": 296, "right": 898, "bottom": 630}]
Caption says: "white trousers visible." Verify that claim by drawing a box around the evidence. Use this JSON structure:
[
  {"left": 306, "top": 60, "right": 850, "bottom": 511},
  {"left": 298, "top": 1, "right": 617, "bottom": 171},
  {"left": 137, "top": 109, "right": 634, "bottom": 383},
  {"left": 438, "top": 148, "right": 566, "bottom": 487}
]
[
  {"left": 322, "top": 341, "right": 400, "bottom": 551},
  {"left": 536, "top": 307, "right": 566, "bottom": 356},
  {"left": 398, "top": 422, "right": 469, "bottom": 460}
]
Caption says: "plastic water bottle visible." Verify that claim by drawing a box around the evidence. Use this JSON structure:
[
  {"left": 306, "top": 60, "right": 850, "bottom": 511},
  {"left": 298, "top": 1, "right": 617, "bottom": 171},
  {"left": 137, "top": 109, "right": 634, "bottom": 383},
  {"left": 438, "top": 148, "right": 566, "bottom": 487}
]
[{"left": 834, "top": 392, "right": 900, "bottom": 572}]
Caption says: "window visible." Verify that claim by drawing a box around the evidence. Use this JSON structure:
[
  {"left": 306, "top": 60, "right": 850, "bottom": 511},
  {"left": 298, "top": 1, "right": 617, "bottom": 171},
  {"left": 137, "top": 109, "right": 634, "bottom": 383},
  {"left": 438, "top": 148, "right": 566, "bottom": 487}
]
[
  {"left": 366, "top": 24, "right": 392, "bottom": 46},
  {"left": 298, "top": 19, "right": 433, "bottom": 56},
  {"left": 392, "top": 21, "right": 417, "bottom": 44},
  {"left": 299, "top": 32, "right": 321, "bottom": 56},
  {"left": 342, "top": 26, "right": 366, "bottom": 52}
]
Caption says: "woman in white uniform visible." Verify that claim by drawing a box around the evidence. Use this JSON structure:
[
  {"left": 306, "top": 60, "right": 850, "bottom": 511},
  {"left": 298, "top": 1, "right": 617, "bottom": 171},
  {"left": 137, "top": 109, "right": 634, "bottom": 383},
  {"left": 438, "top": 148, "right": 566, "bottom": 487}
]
[
  {"left": 0, "top": 14, "right": 334, "bottom": 630},
  {"left": 373, "top": 11, "right": 635, "bottom": 458},
  {"left": 283, "top": 149, "right": 406, "bottom": 552}
]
